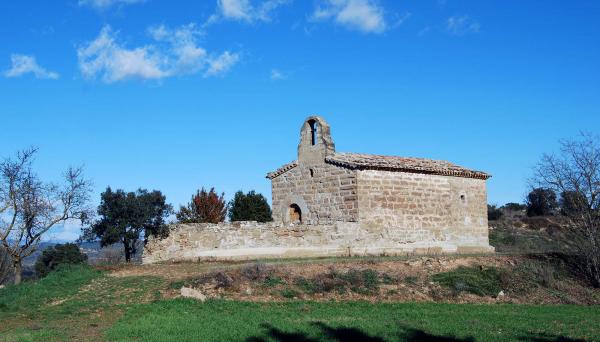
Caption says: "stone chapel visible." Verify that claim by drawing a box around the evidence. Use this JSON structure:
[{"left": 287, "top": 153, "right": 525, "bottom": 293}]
[
  {"left": 143, "top": 116, "right": 494, "bottom": 264},
  {"left": 267, "top": 116, "right": 493, "bottom": 251}
]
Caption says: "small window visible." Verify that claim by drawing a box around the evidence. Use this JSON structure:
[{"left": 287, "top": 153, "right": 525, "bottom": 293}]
[
  {"left": 460, "top": 194, "right": 466, "bottom": 202},
  {"left": 309, "top": 168, "right": 314, "bottom": 177},
  {"left": 308, "top": 120, "right": 318, "bottom": 146}
]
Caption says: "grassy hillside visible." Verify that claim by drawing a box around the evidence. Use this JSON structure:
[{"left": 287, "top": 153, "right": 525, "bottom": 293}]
[{"left": 1, "top": 262, "right": 600, "bottom": 341}]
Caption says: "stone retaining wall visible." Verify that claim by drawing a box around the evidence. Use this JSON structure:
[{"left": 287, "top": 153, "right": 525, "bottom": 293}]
[{"left": 142, "top": 221, "right": 494, "bottom": 264}]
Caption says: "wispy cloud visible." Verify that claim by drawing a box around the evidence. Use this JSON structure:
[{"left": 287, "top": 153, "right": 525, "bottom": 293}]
[
  {"left": 446, "top": 15, "right": 480, "bottom": 35},
  {"left": 78, "top": 0, "right": 145, "bottom": 10},
  {"left": 77, "top": 25, "right": 240, "bottom": 83},
  {"left": 311, "top": 0, "right": 387, "bottom": 34},
  {"left": 3, "top": 54, "right": 59, "bottom": 79},
  {"left": 207, "top": 0, "right": 291, "bottom": 25},
  {"left": 270, "top": 68, "right": 286, "bottom": 80},
  {"left": 205, "top": 51, "right": 241, "bottom": 77}
]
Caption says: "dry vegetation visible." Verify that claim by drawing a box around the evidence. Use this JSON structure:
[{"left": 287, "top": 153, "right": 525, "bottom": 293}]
[{"left": 104, "top": 254, "right": 600, "bottom": 305}]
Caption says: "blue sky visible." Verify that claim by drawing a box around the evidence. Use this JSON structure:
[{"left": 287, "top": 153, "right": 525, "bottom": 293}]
[{"left": 1, "top": 0, "right": 599, "bottom": 241}]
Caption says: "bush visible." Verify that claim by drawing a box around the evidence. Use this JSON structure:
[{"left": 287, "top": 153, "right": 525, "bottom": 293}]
[
  {"left": 280, "top": 288, "right": 300, "bottom": 299},
  {"left": 176, "top": 188, "right": 227, "bottom": 224},
  {"left": 240, "top": 262, "right": 271, "bottom": 281},
  {"left": 526, "top": 188, "right": 557, "bottom": 217},
  {"left": 502, "top": 259, "right": 563, "bottom": 294},
  {"left": 293, "top": 268, "right": 381, "bottom": 295},
  {"left": 487, "top": 205, "right": 503, "bottom": 221},
  {"left": 262, "top": 276, "right": 285, "bottom": 288},
  {"left": 228, "top": 190, "right": 273, "bottom": 223},
  {"left": 432, "top": 266, "right": 503, "bottom": 296},
  {"left": 35, "top": 243, "right": 88, "bottom": 278}
]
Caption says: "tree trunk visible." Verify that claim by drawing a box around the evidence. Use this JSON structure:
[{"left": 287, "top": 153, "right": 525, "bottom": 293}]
[
  {"left": 14, "top": 260, "right": 22, "bottom": 285},
  {"left": 124, "top": 242, "right": 131, "bottom": 263}
]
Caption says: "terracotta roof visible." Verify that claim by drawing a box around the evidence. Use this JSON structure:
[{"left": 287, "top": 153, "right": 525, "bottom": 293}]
[
  {"left": 266, "top": 160, "right": 298, "bottom": 179},
  {"left": 267, "top": 153, "right": 490, "bottom": 180},
  {"left": 325, "top": 152, "right": 490, "bottom": 179}
]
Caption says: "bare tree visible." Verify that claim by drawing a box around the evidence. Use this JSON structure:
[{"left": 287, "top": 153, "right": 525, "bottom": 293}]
[
  {"left": 0, "top": 245, "right": 12, "bottom": 285},
  {"left": 532, "top": 133, "right": 600, "bottom": 287},
  {"left": 0, "top": 148, "right": 92, "bottom": 284}
]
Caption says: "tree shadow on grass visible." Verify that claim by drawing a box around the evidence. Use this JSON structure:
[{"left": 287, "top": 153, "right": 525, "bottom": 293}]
[
  {"left": 246, "top": 322, "right": 475, "bottom": 342},
  {"left": 518, "top": 333, "right": 588, "bottom": 342}
]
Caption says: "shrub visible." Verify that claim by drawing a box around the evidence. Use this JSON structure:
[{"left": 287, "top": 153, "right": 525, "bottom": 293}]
[
  {"left": 432, "top": 266, "right": 503, "bottom": 296},
  {"left": 502, "top": 259, "right": 563, "bottom": 294},
  {"left": 228, "top": 190, "right": 273, "bottom": 223},
  {"left": 34, "top": 243, "right": 88, "bottom": 278},
  {"left": 526, "top": 188, "right": 557, "bottom": 217},
  {"left": 487, "top": 204, "right": 503, "bottom": 221},
  {"left": 293, "top": 268, "right": 380, "bottom": 295},
  {"left": 280, "top": 288, "right": 299, "bottom": 299},
  {"left": 214, "top": 271, "right": 235, "bottom": 289},
  {"left": 262, "top": 276, "right": 285, "bottom": 288},
  {"left": 240, "top": 262, "right": 271, "bottom": 281},
  {"left": 381, "top": 273, "right": 395, "bottom": 285},
  {"left": 176, "top": 188, "right": 227, "bottom": 224}
]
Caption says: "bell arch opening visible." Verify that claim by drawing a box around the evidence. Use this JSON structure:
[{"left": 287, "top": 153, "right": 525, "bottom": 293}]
[{"left": 308, "top": 119, "right": 318, "bottom": 146}]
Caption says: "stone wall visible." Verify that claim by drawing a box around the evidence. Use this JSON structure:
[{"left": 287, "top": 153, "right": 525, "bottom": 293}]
[
  {"left": 142, "top": 220, "right": 494, "bottom": 264},
  {"left": 357, "top": 170, "right": 490, "bottom": 247},
  {"left": 271, "top": 164, "right": 357, "bottom": 225}
]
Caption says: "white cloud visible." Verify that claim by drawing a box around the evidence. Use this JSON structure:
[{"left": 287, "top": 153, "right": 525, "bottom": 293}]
[
  {"left": 78, "top": 0, "right": 144, "bottom": 10},
  {"left": 205, "top": 51, "right": 241, "bottom": 77},
  {"left": 77, "top": 26, "right": 166, "bottom": 82},
  {"left": 446, "top": 15, "right": 480, "bottom": 35},
  {"left": 270, "top": 68, "right": 285, "bottom": 80},
  {"left": 3, "top": 54, "right": 59, "bottom": 79},
  {"left": 77, "top": 25, "right": 239, "bottom": 83},
  {"left": 219, "top": 0, "right": 253, "bottom": 21},
  {"left": 210, "top": 0, "right": 290, "bottom": 24},
  {"left": 311, "top": 0, "right": 387, "bottom": 34}
]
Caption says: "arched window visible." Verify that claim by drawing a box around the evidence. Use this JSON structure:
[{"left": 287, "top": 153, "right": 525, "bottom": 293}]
[
  {"left": 289, "top": 204, "right": 302, "bottom": 224},
  {"left": 308, "top": 120, "right": 318, "bottom": 146}
]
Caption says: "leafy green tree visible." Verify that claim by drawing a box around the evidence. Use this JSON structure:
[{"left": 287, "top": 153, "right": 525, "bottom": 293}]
[
  {"left": 34, "top": 243, "right": 87, "bottom": 278},
  {"left": 559, "top": 190, "right": 588, "bottom": 217},
  {"left": 228, "top": 190, "right": 273, "bottom": 223},
  {"left": 502, "top": 202, "right": 527, "bottom": 212},
  {"left": 526, "top": 188, "right": 557, "bottom": 217},
  {"left": 176, "top": 188, "right": 227, "bottom": 224},
  {"left": 84, "top": 188, "right": 172, "bottom": 262}
]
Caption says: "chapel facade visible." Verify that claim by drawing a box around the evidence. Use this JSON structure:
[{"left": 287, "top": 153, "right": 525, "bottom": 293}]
[{"left": 267, "top": 116, "right": 493, "bottom": 250}]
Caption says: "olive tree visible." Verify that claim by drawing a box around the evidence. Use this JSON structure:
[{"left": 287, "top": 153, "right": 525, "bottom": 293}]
[
  {"left": 0, "top": 148, "right": 92, "bottom": 284},
  {"left": 532, "top": 133, "right": 600, "bottom": 287}
]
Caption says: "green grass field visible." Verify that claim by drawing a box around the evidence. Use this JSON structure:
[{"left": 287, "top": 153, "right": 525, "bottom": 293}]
[{"left": 1, "top": 265, "right": 599, "bottom": 341}]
